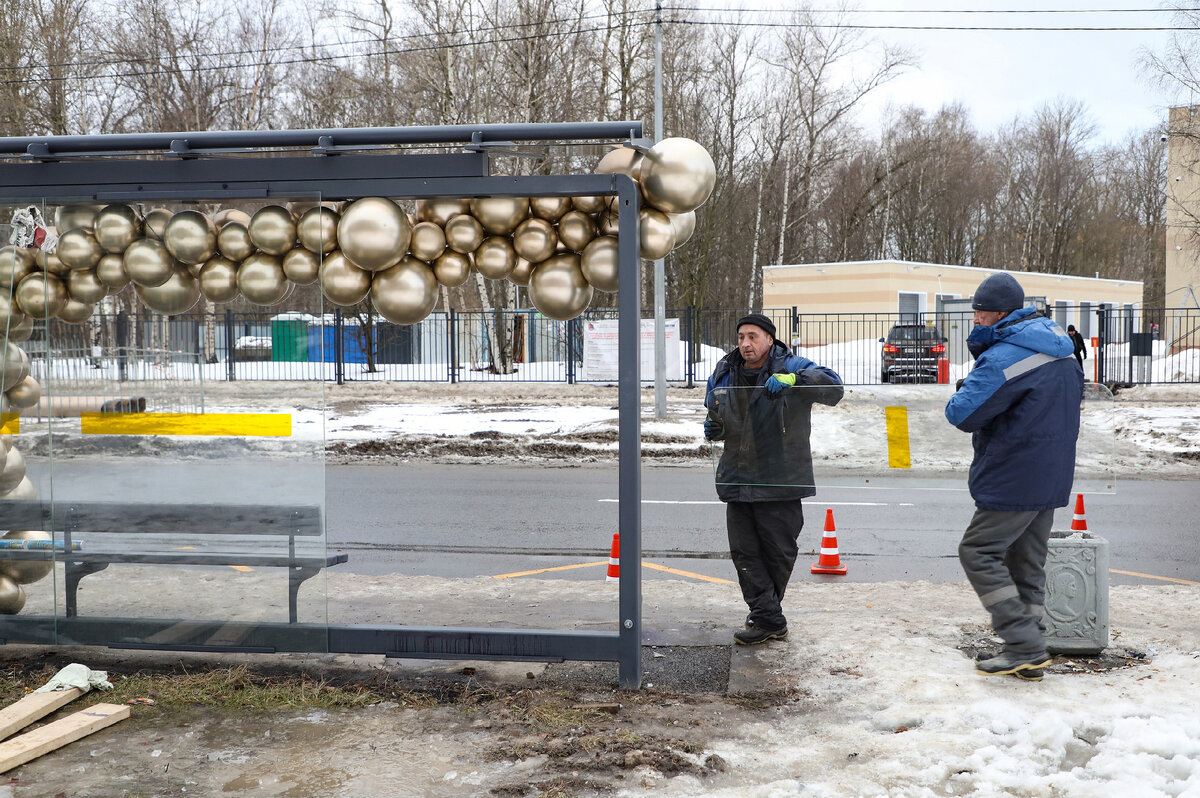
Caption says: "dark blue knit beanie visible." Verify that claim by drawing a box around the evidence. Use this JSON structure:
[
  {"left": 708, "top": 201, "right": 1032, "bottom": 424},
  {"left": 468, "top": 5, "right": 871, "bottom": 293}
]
[{"left": 971, "top": 273, "right": 1025, "bottom": 312}]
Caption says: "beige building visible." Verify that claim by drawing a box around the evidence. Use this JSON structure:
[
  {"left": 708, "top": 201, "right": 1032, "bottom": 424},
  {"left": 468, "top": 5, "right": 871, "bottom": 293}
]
[{"left": 1166, "top": 105, "right": 1200, "bottom": 311}]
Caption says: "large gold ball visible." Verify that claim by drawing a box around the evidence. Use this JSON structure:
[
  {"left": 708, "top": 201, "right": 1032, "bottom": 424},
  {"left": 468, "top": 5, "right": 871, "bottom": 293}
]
[
  {"left": 0, "top": 576, "right": 25, "bottom": 615},
  {"left": 213, "top": 208, "right": 252, "bottom": 228},
  {"left": 96, "top": 253, "right": 131, "bottom": 290},
  {"left": 597, "top": 210, "right": 619, "bottom": 236},
  {"left": 15, "top": 273, "right": 67, "bottom": 320},
  {"left": 55, "top": 228, "right": 104, "bottom": 270},
  {"left": 596, "top": 146, "right": 645, "bottom": 179},
  {"left": 6, "top": 375, "right": 40, "bottom": 409},
  {"left": 3, "top": 475, "right": 36, "bottom": 501},
  {"left": 371, "top": 257, "right": 439, "bottom": 325},
  {"left": 56, "top": 297, "right": 94, "bottom": 324},
  {"left": 443, "top": 214, "right": 484, "bottom": 255},
  {"left": 513, "top": 218, "right": 557, "bottom": 263},
  {"left": 248, "top": 205, "right": 297, "bottom": 256},
  {"left": 0, "top": 294, "right": 23, "bottom": 332},
  {"left": 529, "top": 253, "right": 593, "bottom": 321},
  {"left": 4, "top": 313, "right": 32, "bottom": 343},
  {"left": 557, "top": 210, "right": 596, "bottom": 253},
  {"left": 0, "top": 443, "right": 25, "bottom": 492},
  {"left": 409, "top": 222, "right": 446, "bottom": 262},
  {"left": 67, "top": 269, "right": 108, "bottom": 304},
  {"left": 581, "top": 235, "right": 620, "bottom": 293},
  {"left": 337, "top": 197, "right": 411, "bottom": 272},
  {"left": 0, "top": 246, "right": 34, "bottom": 287},
  {"left": 433, "top": 251, "right": 472, "bottom": 287},
  {"left": 162, "top": 210, "right": 217, "bottom": 265},
  {"left": 470, "top": 196, "right": 528, "bottom": 236},
  {"left": 34, "top": 249, "right": 67, "bottom": 277},
  {"left": 217, "top": 222, "right": 256, "bottom": 261},
  {"left": 530, "top": 196, "right": 572, "bottom": 222},
  {"left": 474, "top": 236, "right": 517, "bottom": 280},
  {"left": 669, "top": 210, "right": 697, "bottom": 247},
  {"left": 417, "top": 197, "right": 470, "bottom": 225},
  {"left": 508, "top": 257, "right": 534, "bottom": 287},
  {"left": 0, "top": 531, "right": 52, "bottom": 585},
  {"left": 297, "top": 206, "right": 340, "bottom": 255},
  {"left": 123, "top": 238, "right": 176, "bottom": 288},
  {"left": 282, "top": 248, "right": 320, "bottom": 286},
  {"left": 639, "top": 208, "right": 677, "bottom": 260},
  {"left": 198, "top": 256, "right": 241, "bottom": 303},
  {"left": 639, "top": 137, "right": 716, "bottom": 214},
  {"left": 94, "top": 204, "right": 143, "bottom": 253},
  {"left": 54, "top": 204, "right": 102, "bottom": 233},
  {"left": 237, "top": 253, "right": 290, "bottom": 306},
  {"left": 572, "top": 195, "right": 607, "bottom": 213},
  {"left": 136, "top": 267, "right": 200, "bottom": 315},
  {"left": 1, "top": 342, "right": 29, "bottom": 392},
  {"left": 142, "top": 208, "right": 173, "bottom": 240},
  {"left": 318, "top": 250, "right": 372, "bottom": 306}
]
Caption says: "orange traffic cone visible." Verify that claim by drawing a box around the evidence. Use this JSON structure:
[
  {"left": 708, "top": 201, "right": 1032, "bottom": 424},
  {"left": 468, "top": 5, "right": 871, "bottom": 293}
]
[
  {"left": 1071, "top": 493, "right": 1088, "bottom": 532},
  {"left": 811, "top": 508, "right": 847, "bottom": 575},
  {"left": 605, "top": 533, "right": 620, "bottom": 582}
]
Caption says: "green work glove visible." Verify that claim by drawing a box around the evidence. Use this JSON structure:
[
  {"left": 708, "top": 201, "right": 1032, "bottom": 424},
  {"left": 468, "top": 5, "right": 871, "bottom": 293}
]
[{"left": 764, "top": 372, "right": 796, "bottom": 395}]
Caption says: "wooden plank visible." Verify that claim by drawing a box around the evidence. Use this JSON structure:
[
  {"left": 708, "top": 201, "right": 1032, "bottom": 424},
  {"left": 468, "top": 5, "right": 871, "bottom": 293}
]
[
  {"left": 0, "top": 689, "right": 84, "bottom": 742},
  {"left": 0, "top": 703, "right": 130, "bottom": 773}
]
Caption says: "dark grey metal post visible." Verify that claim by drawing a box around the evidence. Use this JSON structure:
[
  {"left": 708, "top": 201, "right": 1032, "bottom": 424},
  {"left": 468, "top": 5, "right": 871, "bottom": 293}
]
[{"left": 448, "top": 309, "right": 458, "bottom": 384}]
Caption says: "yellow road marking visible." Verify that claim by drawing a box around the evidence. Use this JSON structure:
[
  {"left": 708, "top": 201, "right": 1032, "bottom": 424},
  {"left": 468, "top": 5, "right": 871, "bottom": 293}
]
[
  {"left": 494, "top": 561, "right": 608, "bottom": 578},
  {"left": 0, "top": 413, "right": 17, "bottom": 434},
  {"left": 885, "top": 406, "right": 911, "bottom": 469},
  {"left": 494, "top": 560, "right": 735, "bottom": 584},
  {"left": 80, "top": 412, "right": 291, "bottom": 437},
  {"left": 228, "top": 565, "right": 254, "bottom": 572},
  {"left": 1110, "top": 568, "right": 1199, "bottom": 586},
  {"left": 643, "top": 562, "right": 735, "bottom": 584}
]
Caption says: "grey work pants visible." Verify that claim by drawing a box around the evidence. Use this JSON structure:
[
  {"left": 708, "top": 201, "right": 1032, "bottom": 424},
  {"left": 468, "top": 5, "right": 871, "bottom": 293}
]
[{"left": 958, "top": 507, "right": 1056, "bottom": 655}]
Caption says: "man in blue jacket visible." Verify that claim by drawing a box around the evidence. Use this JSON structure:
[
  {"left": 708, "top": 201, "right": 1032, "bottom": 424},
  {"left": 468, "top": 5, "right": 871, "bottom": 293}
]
[
  {"left": 945, "top": 273, "right": 1084, "bottom": 680},
  {"left": 704, "top": 313, "right": 843, "bottom": 645}
]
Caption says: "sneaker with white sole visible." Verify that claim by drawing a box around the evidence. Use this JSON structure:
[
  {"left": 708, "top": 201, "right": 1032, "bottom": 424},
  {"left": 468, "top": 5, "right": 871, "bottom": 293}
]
[{"left": 975, "top": 649, "right": 1051, "bottom": 676}]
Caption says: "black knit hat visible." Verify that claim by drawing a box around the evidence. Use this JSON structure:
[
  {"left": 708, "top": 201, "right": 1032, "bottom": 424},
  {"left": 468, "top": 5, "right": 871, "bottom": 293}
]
[
  {"left": 736, "top": 313, "right": 776, "bottom": 340},
  {"left": 971, "top": 273, "right": 1025, "bottom": 312}
]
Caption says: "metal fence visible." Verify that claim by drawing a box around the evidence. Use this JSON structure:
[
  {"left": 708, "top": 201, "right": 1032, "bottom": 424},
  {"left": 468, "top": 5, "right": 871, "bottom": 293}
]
[{"left": 30, "top": 304, "right": 1200, "bottom": 388}]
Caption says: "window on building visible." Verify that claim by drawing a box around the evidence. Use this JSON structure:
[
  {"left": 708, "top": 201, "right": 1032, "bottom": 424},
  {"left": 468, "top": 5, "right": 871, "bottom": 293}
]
[{"left": 898, "top": 291, "right": 925, "bottom": 324}]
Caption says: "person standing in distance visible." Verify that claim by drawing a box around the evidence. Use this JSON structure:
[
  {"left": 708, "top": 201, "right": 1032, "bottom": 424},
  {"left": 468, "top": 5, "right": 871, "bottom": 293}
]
[
  {"left": 704, "top": 313, "right": 843, "bottom": 645},
  {"left": 1066, "top": 324, "right": 1088, "bottom": 370},
  {"left": 945, "top": 273, "right": 1084, "bottom": 680}
]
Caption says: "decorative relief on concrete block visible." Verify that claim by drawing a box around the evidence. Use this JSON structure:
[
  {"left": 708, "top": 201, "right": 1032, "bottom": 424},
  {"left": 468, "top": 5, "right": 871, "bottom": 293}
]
[{"left": 1045, "top": 531, "right": 1110, "bottom": 655}]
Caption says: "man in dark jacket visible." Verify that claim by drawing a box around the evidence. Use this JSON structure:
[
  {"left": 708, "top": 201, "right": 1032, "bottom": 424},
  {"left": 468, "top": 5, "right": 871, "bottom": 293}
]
[
  {"left": 945, "top": 273, "right": 1084, "bottom": 680},
  {"left": 704, "top": 313, "right": 843, "bottom": 645},
  {"left": 1067, "top": 324, "right": 1087, "bottom": 369}
]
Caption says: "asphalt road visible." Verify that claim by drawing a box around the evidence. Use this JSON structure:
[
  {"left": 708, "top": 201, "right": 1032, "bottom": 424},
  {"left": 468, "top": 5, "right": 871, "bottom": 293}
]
[{"left": 325, "top": 463, "right": 1200, "bottom": 588}]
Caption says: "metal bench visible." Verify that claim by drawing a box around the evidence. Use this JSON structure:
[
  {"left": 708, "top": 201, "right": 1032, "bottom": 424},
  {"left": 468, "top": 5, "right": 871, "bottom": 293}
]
[{"left": 0, "top": 501, "right": 346, "bottom": 623}]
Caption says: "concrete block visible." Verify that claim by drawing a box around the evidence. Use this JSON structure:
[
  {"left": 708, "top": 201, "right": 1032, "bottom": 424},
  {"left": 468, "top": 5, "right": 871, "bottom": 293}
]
[{"left": 1045, "top": 531, "right": 1109, "bottom": 655}]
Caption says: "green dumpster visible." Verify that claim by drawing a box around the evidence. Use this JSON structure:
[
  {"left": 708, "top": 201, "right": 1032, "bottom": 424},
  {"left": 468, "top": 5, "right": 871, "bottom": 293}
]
[{"left": 271, "top": 313, "right": 310, "bottom": 361}]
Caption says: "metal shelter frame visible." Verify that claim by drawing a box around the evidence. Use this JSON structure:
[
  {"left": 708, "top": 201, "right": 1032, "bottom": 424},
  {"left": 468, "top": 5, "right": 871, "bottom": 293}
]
[{"left": 0, "top": 122, "right": 648, "bottom": 688}]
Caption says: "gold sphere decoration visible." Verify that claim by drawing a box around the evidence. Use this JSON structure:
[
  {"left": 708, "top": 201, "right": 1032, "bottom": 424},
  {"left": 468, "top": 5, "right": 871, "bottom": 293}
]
[
  {"left": 94, "top": 204, "right": 143, "bottom": 253},
  {"left": 639, "top": 208, "right": 677, "bottom": 260},
  {"left": 198, "top": 256, "right": 241, "bottom": 303},
  {"left": 15, "top": 273, "right": 67, "bottom": 320},
  {"left": 669, "top": 210, "right": 697, "bottom": 248},
  {"left": 55, "top": 228, "right": 104, "bottom": 270},
  {"left": 318, "top": 250, "right": 372, "bottom": 307},
  {"left": 417, "top": 197, "right": 470, "bottom": 226},
  {"left": 0, "top": 246, "right": 34, "bottom": 287},
  {"left": 136, "top": 267, "right": 200, "bottom": 315},
  {"left": 6, "top": 375, "right": 40, "bottom": 410},
  {"left": 371, "top": 257, "right": 439, "bottom": 325},
  {"left": 282, "top": 248, "right": 320, "bottom": 286},
  {"left": 123, "top": 238, "right": 176, "bottom": 288},
  {"left": 0, "top": 345, "right": 29, "bottom": 396},
  {"left": 0, "top": 531, "right": 53, "bottom": 585},
  {"left": 35, "top": 249, "right": 68, "bottom": 277},
  {"left": 142, "top": 208, "right": 173, "bottom": 240},
  {"left": 217, "top": 222, "right": 256, "bottom": 261},
  {"left": 67, "top": 268, "right": 108, "bottom": 304},
  {"left": 528, "top": 253, "right": 593, "bottom": 321},
  {"left": 409, "top": 222, "right": 446, "bottom": 262},
  {"left": 470, "top": 196, "right": 528, "bottom": 236},
  {"left": 530, "top": 196, "right": 572, "bottom": 222},
  {"left": 248, "top": 205, "right": 298, "bottom": 256},
  {"left": 214, "top": 208, "right": 252, "bottom": 228},
  {"left": 96, "top": 253, "right": 131, "bottom": 290},
  {"left": 163, "top": 210, "right": 217, "bottom": 265},
  {"left": 513, "top": 218, "right": 557, "bottom": 264},
  {"left": 0, "top": 576, "right": 25, "bottom": 615},
  {"left": 444, "top": 214, "right": 484, "bottom": 255},
  {"left": 638, "top": 137, "right": 716, "bottom": 214},
  {"left": 0, "top": 442, "right": 25, "bottom": 492},
  {"left": 597, "top": 210, "right": 619, "bottom": 236},
  {"left": 557, "top": 210, "right": 596, "bottom": 253},
  {"left": 4, "top": 313, "right": 32, "bottom": 344},
  {"left": 581, "top": 236, "right": 620, "bottom": 293},
  {"left": 433, "top": 251, "right": 472, "bottom": 287},
  {"left": 596, "top": 146, "right": 644, "bottom": 179},
  {"left": 337, "top": 197, "right": 411, "bottom": 272},
  {"left": 572, "top": 195, "right": 607, "bottom": 213},
  {"left": 0, "top": 294, "right": 23, "bottom": 332},
  {"left": 55, "top": 204, "right": 101, "bottom": 233},
  {"left": 4, "top": 475, "right": 36, "bottom": 501},
  {"left": 474, "top": 236, "right": 517, "bottom": 280},
  {"left": 237, "top": 253, "right": 290, "bottom": 306},
  {"left": 508, "top": 257, "right": 534, "bottom": 287},
  {"left": 297, "top": 206, "right": 340, "bottom": 255},
  {"left": 56, "top": 297, "right": 94, "bottom": 324}
]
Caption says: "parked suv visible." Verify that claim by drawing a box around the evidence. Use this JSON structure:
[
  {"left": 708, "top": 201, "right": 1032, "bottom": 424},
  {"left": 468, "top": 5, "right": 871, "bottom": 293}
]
[{"left": 879, "top": 324, "right": 947, "bottom": 383}]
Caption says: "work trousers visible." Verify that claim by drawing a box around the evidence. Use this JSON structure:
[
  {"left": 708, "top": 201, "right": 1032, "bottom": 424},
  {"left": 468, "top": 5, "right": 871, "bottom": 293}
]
[
  {"left": 727, "top": 499, "right": 805, "bottom": 631},
  {"left": 959, "top": 507, "right": 1056, "bottom": 655}
]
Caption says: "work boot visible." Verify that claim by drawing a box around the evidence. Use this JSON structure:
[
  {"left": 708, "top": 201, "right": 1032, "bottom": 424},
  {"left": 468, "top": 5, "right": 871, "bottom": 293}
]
[
  {"left": 1013, "top": 668, "right": 1045, "bottom": 682},
  {"left": 975, "top": 649, "right": 1051, "bottom": 676},
  {"left": 733, "top": 625, "right": 788, "bottom": 646}
]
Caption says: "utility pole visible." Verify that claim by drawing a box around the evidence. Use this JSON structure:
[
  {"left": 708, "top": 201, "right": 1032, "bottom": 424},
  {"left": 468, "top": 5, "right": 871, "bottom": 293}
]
[{"left": 653, "top": 1, "right": 667, "bottom": 418}]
